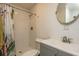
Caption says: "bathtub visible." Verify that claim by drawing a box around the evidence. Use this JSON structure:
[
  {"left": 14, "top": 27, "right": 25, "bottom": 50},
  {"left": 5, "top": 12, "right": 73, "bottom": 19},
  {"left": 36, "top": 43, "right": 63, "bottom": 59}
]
[{"left": 22, "top": 49, "right": 40, "bottom": 56}]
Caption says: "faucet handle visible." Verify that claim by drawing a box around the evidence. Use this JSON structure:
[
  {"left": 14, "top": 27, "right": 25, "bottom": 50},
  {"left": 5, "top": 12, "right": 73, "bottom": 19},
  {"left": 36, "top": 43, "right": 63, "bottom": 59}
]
[
  {"left": 63, "top": 36, "right": 67, "bottom": 41},
  {"left": 68, "top": 38, "right": 72, "bottom": 44}
]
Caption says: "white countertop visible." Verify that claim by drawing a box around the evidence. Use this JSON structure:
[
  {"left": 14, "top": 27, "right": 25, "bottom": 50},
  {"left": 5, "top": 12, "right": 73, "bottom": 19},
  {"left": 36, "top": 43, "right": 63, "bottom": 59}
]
[{"left": 36, "top": 38, "right": 79, "bottom": 56}]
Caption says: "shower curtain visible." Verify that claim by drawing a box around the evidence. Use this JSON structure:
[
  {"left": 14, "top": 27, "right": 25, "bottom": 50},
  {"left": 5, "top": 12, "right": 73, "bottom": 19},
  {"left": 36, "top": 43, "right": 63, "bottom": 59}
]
[
  {"left": 2, "top": 4, "right": 15, "bottom": 56},
  {"left": 0, "top": 15, "right": 4, "bottom": 54}
]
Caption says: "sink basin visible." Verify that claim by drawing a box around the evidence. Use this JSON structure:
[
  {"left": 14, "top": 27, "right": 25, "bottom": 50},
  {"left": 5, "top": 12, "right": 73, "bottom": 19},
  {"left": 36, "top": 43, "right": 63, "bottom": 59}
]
[{"left": 47, "top": 39, "right": 79, "bottom": 54}]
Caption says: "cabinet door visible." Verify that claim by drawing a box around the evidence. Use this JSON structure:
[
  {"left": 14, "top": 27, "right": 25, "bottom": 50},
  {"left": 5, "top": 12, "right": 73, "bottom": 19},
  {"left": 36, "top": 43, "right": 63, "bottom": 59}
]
[
  {"left": 40, "top": 43, "right": 57, "bottom": 56},
  {"left": 57, "top": 50, "right": 73, "bottom": 56}
]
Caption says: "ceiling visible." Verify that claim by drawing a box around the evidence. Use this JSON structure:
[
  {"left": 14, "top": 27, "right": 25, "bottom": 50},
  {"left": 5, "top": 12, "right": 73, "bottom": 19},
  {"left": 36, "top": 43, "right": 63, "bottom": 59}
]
[{"left": 12, "top": 3, "right": 36, "bottom": 10}]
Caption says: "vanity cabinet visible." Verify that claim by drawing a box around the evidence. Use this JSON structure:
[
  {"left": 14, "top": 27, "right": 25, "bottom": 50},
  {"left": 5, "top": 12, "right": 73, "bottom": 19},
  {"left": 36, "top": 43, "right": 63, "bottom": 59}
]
[
  {"left": 40, "top": 43, "right": 73, "bottom": 56},
  {"left": 40, "top": 43, "right": 57, "bottom": 56}
]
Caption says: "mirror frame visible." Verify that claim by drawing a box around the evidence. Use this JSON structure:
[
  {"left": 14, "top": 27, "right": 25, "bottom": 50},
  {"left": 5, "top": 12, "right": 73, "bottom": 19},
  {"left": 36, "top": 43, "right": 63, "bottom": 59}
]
[{"left": 56, "top": 3, "right": 79, "bottom": 25}]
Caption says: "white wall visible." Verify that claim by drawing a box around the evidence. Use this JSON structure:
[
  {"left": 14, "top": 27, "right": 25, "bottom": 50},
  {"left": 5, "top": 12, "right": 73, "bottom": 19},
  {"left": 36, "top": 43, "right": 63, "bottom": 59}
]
[
  {"left": 14, "top": 8, "right": 30, "bottom": 55},
  {"left": 31, "top": 3, "right": 79, "bottom": 45},
  {"left": 29, "top": 14, "right": 37, "bottom": 48}
]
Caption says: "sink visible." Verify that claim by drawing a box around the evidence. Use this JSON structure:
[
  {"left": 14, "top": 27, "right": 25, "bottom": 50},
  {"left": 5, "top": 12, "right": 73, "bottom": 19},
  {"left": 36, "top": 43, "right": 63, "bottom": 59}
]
[{"left": 36, "top": 38, "right": 79, "bottom": 55}]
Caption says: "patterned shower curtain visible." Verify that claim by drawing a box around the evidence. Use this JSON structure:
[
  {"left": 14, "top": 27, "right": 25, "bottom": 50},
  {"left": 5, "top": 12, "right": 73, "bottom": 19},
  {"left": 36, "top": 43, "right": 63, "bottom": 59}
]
[
  {"left": 2, "top": 4, "right": 15, "bottom": 56},
  {"left": 0, "top": 13, "right": 4, "bottom": 56}
]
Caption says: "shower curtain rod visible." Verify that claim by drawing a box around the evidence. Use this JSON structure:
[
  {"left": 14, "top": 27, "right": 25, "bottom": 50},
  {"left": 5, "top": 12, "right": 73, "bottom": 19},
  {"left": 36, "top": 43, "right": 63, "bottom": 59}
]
[{"left": 5, "top": 4, "right": 33, "bottom": 15}]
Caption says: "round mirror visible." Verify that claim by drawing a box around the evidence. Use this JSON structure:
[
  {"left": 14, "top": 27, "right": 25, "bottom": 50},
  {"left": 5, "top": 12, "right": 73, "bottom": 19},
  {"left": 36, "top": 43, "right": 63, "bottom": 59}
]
[{"left": 56, "top": 3, "right": 79, "bottom": 25}]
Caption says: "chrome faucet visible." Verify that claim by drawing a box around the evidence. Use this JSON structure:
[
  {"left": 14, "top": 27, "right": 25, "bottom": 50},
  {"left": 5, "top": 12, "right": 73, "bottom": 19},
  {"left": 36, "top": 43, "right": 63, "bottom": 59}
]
[{"left": 62, "top": 36, "right": 72, "bottom": 44}]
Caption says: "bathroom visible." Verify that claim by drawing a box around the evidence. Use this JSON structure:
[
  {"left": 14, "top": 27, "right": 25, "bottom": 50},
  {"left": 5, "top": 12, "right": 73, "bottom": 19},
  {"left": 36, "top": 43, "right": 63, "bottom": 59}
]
[{"left": 0, "top": 3, "right": 79, "bottom": 56}]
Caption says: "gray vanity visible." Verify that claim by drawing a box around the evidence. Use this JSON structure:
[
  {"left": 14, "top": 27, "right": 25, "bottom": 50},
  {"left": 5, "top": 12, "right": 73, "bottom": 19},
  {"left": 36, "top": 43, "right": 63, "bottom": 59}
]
[
  {"left": 36, "top": 38, "right": 79, "bottom": 56},
  {"left": 40, "top": 43, "right": 73, "bottom": 56}
]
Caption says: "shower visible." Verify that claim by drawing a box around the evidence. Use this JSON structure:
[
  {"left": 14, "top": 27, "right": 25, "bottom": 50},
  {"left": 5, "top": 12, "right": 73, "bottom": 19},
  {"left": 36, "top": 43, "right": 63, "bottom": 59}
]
[{"left": 0, "top": 3, "right": 39, "bottom": 56}]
